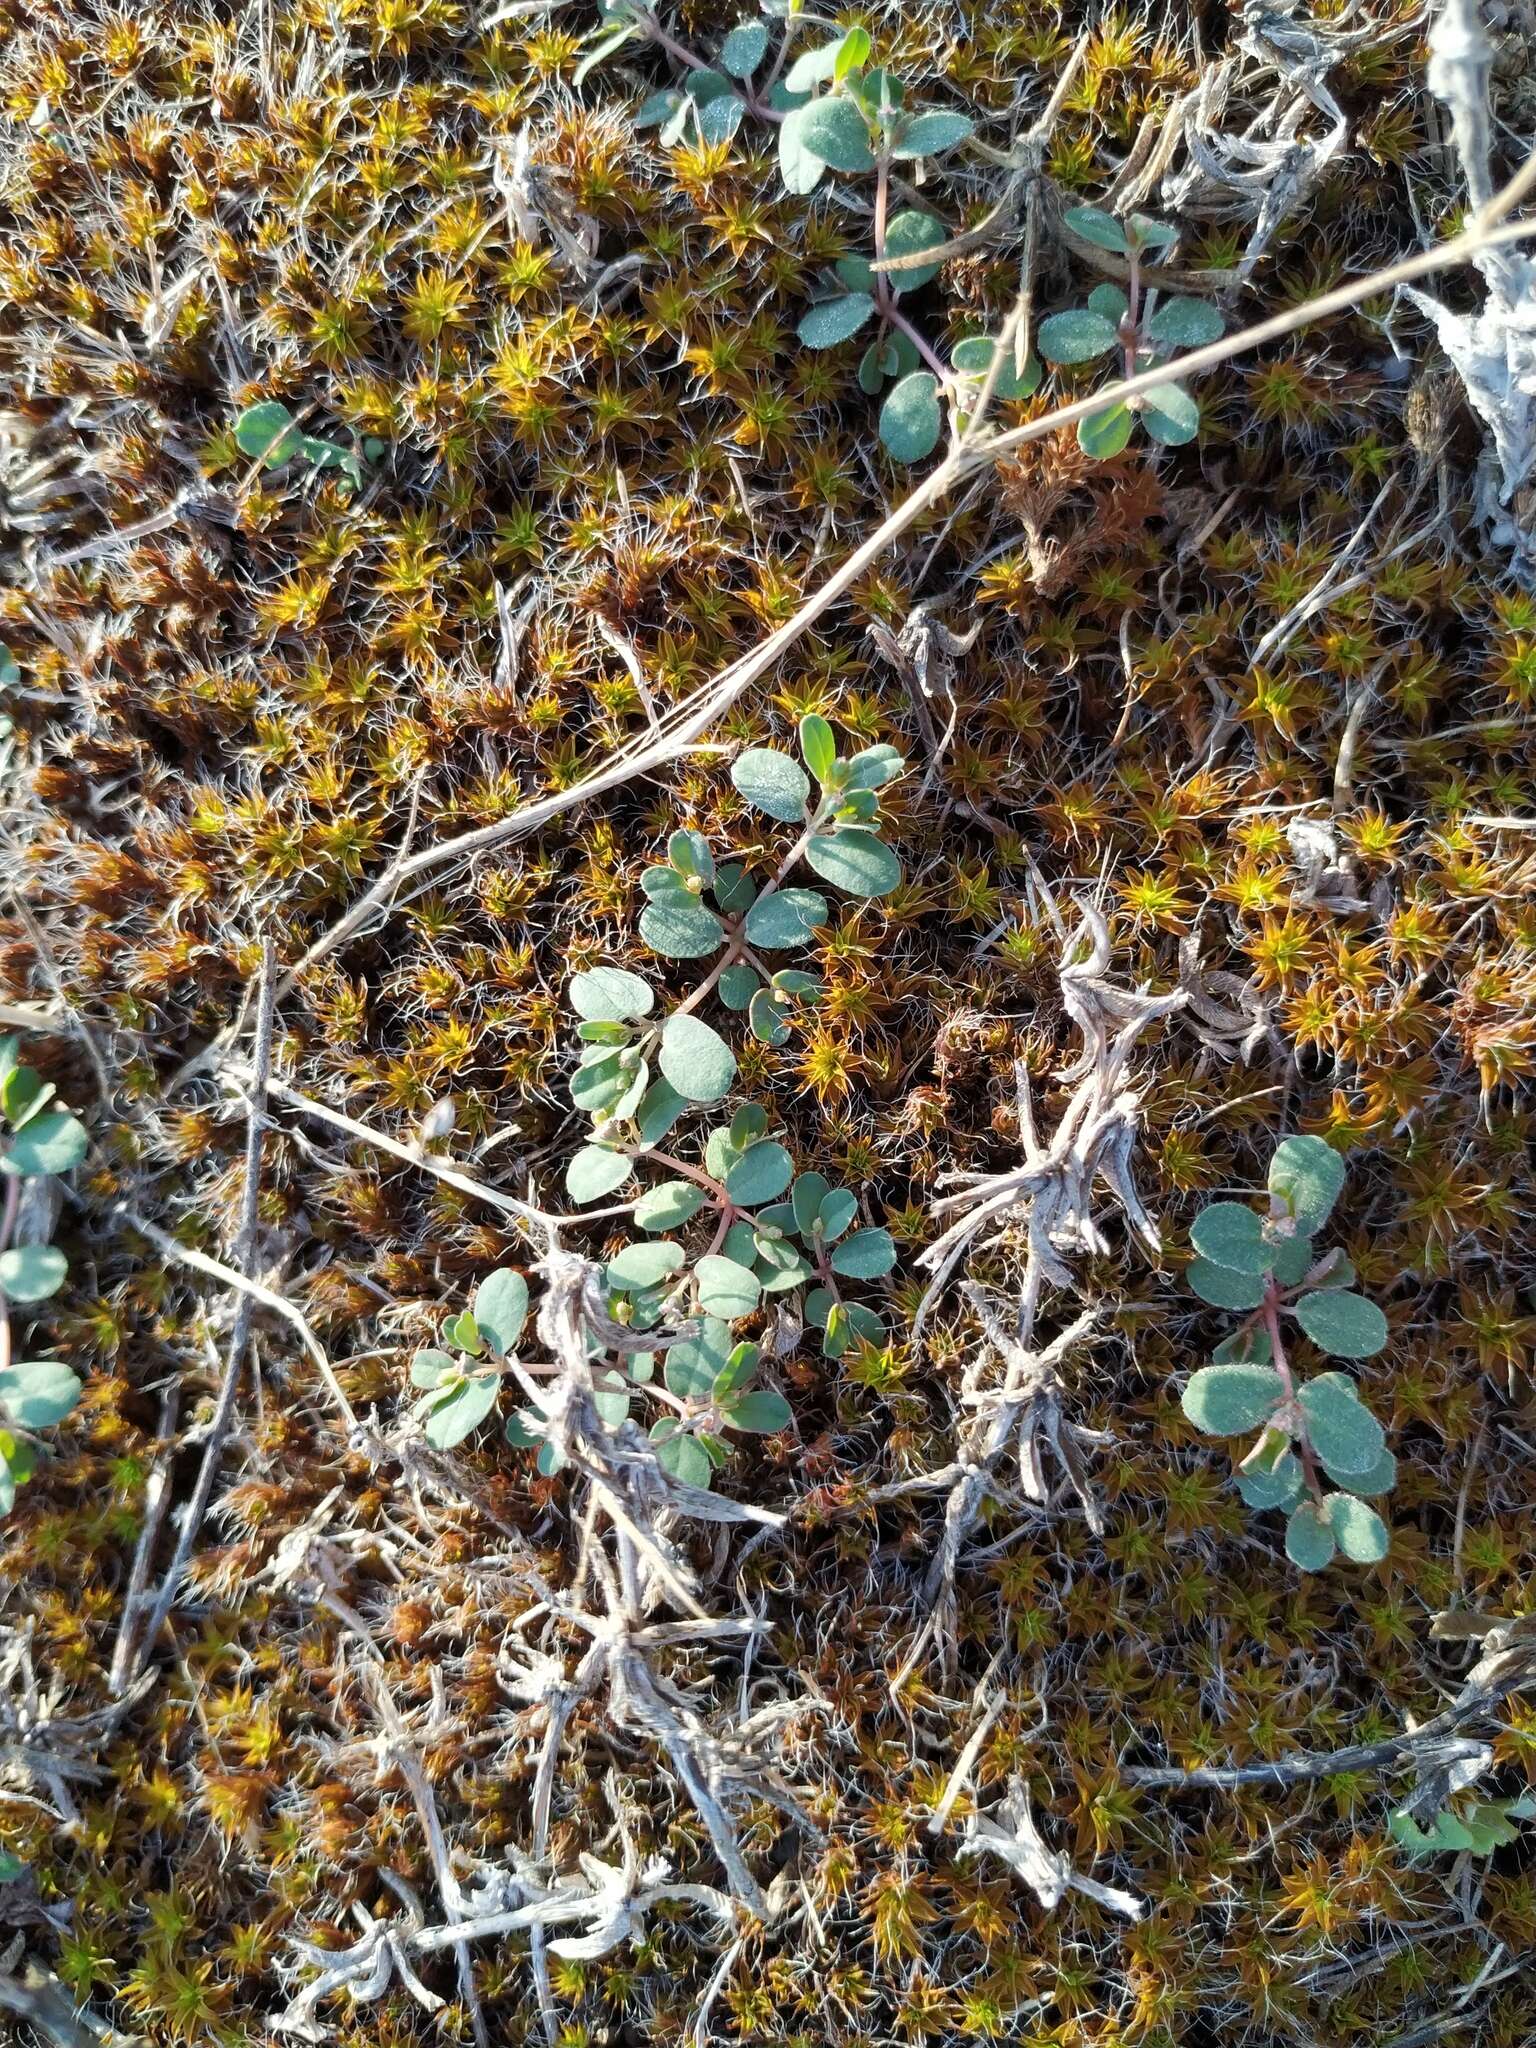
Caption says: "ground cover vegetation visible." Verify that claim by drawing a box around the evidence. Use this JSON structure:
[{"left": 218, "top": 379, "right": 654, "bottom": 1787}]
[{"left": 3, "top": 0, "right": 1536, "bottom": 2042}]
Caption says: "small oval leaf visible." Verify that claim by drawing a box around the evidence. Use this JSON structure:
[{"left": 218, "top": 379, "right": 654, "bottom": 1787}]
[
  {"left": 804, "top": 829, "right": 901, "bottom": 896},
  {"left": 1180, "top": 1363, "right": 1283, "bottom": 1436},
  {"left": 659, "top": 1014, "right": 737, "bottom": 1104},
  {"left": 731, "top": 746, "right": 811, "bottom": 822},
  {"left": 878, "top": 371, "right": 942, "bottom": 462},
  {"left": 1294, "top": 1290, "right": 1389, "bottom": 1359},
  {"left": 1037, "top": 309, "right": 1119, "bottom": 365},
  {"left": 798, "top": 292, "right": 877, "bottom": 348}
]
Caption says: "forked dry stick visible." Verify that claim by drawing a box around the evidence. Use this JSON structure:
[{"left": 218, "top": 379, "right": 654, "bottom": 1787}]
[
  {"left": 889, "top": 909, "right": 1184, "bottom": 1677},
  {"left": 1127, "top": 1612, "right": 1536, "bottom": 1792}
]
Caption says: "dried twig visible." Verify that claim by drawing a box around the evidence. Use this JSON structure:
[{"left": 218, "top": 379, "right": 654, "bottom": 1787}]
[
  {"left": 119, "top": 941, "right": 278, "bottom": 1688},
  {"left": 105, "top": 1383, "right": 178, "bottom": 1698},
  {"left": 889, "top": 910, "right": 1184, "bottom": 1672},
  {"left": 256, "top": 181, "right": 1536, "bottom": 1011},
  {"left": 1126, "top": 1612, "right": 1536, "bottom": 1789},
  {"left": 958, "top": 1776, "right": 1145, "bottom": 1919},
  {"left": 112, "top": 1208, "right": 358, "bottom": 1434},
  {"left": 1403, "top": 0, "right": 1536, "bottom": 577}
]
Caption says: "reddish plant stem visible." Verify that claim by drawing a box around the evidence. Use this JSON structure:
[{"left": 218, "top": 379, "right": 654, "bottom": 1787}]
[
  {"left": 1262, "top": 1280, "right": 1325, "bottom": 1504},
  {"left": 1122, "top": 246, "right": 1142, "bottom": 382},
  {"left": 620, "top": 1147, "right": 727, "bottom": 1203},
  {"left": 883, "top": 303, "right": 951, "bottom": 382},
  {"left": 635, "top": 10, "right": 784, "bottom": 122},
  {"left": 670, "top": 812, "right": 819, "bottom": 1021},
  {"left": 872, "top": 151, "right": 950, "bottom": 384}
]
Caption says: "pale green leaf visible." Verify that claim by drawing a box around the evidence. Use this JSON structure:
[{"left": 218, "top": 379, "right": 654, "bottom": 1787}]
[
  {"left": 731, "top": 745, "right": 810, "bottom": 822},
  {"left": 423, "top": 1372, "right": 500, "bottom": 1448},
  {"left": 1037, "top": 309, "right": 1119, "bottom": 364},
  {"left": 1296, "top": 1376, "right": 1384, "bottom": 1476},
  {"left": 1294, "top": 1290, "right": 1388, "bottom": 1359},
  {"left": 1190, "top": 1202, "right": 1271, "bottom": 1274},
  {"left": 634, "top": 1179, "right": 706, "bottom": 1232},
  {"left": 3, "top": 1111, "right": 88, "bottom": 1177},
  {"left": 651, "top": 1422, "right": 713, "bottom": 1488},
  {"left": 410, "top": 1348, "right": 455, "bottom": 1388},
  {"left": 659, "top": 1014, "right": 737, "bottom": 1104},
  {"left": 829, "top": 1226, "right": 895, "bottom": 1278},
  {"left": 1077, "top": 403, "right": 1134, "bottom": 458},
  {"left": 719, "top": 19, "right": 767, "bottom": 76},
  {"left": 1285, "top": 1500, "right": 1336, "bottom": 1571},
  {"left": 0, "top": 1359, "right": 82, "bottom": 1429},
  {"left": 725, "top": 1389, "right": 792, "bottom": 1434},
  {"left": 1269, "top": 1134, "right": 1346, "bottom": 1232},
  {"left": 566, "top": 1145, "right": 635, "bottom": 1204},
  {"left": 798, "top": 292, "right": 876, "bottom": 348},
  {"left": 1186, "top": 1257, "right": 1266, "bottom": 1311},
  {"left": 695, "top": 1255, "right": 760, "bottom": 1319},
  {"left": 794, "top": 95, "right": 875, "bottom": 171},
  {"left": 725, "top": 1140, "right": 794, "bottom": 1207},
  {"left": 1180, "top": 1363, "right": 1283, "bottom": 1436},
  {"left": 1061, "top": 204, "right": 1129, "bottom": 252},
  {"left": 1141, "top": 382, "right": 1200, "bottom": 446},
  {"left": 798, "top": 714, "right": 836, "bottom": 784},
  {"left": 1327, "top": 1492, "right": 1389, "bottom": 1563},
  {"left": 878, "top": 371, "right": 941, "bottom": 462},
  {"left": 1146, "top": 296, "right": 1225, "bottom": 348},
  {"left": 472, "top": 1269, "right": 528, "bottom": 1354},
  {"left": 635, "top": 1079, "right": 687, "bottom": 1144},
  {"left": 745, "top": 888, "right": 827, "bottom": 948},
  {"left": 666, "top": 1319, "right": 733, "bottom": 1397},
  {"left": 882, "top": 208, "right": 948, "bottom": 292},
  {"left": 0, "top": 1245, "right": 67, "bottom": 1303},
  {"left": 778, "top": 104, "right": 826, "bottom": 193},
  {"left": 639, "top": 900, "right": 726, "bottom": 958},
  {"left": 607, "top": 1241, "right": 685, "bottom": 1290},
  {"left": 804, "top": 829, "right": 901, "bottom": 896},
  {"left": 891, "top": 108, "right": 973, "bottom": 158}
]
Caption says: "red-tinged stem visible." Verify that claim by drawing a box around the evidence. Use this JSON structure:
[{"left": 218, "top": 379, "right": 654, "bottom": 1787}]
[
  {"left": 620, "top": 1146, "right": 728, "bottom": 1203},
  {"left": 883, "top": 303, "right": 951, "bottom": 383},
  {"left": 1122, "top": 247, "right": 1142, "bottom": 385},
  {"left": 871, "top": 152, "right": 950, "bottom": 387},
  {"left": 671, "top": 811, "right": 821, "bottom": 1021},
  {"left": 1262, "top": 1278, "right": 1324, "bottom": 1504}
]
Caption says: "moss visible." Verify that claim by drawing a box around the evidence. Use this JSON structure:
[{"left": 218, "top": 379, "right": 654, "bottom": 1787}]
[{"left": 1, "top": 0, "right": 1535, "bottom": 2040}]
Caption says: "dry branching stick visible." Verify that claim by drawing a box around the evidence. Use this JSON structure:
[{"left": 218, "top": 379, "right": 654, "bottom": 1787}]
[
  {"left": 113, "top": 1208, "right": 358, "bottom": 1434},
  {"left": 1126, "top": 1613, "right": 1536, "bottom": 1791},
  {"left": 270, "top": 169, "right": 1536, "bottom": 1007},
  {"left": 119, "top": 940, "right": 278, "bottom": 1690},
  {"left": 224, "top": 1067, "right": 559, "bottom": 1233},
  {"left": 369, "top": 1670, "right": 489, "bottom": 2048},
  {"left": 890, "top": 910, "right": 1184, "bottom": 1678}
]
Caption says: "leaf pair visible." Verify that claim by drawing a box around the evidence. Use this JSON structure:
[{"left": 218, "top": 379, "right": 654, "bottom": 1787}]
[
  {"left": 778, "top": 71, "right": 972, "bottom": 194},
  {"left": 1, "top": 1036, "right": 89, "bottom": 1180},
  {"left": 1181, "top": 1135, "right": 1394, "bottom": 1572},
  {"left": 233, "top": 401, "right": 369, "bottom": 490},
  {"left": 1285, "top": 1490, "right": 1389, "bottom": 1569},
  {"left": 732, "top": 719, "right": 905, "bottom": 897},
  {"left": 409, "top": 1269, "right": 529, "bottom": 1449},
  {"left": 650, "top": 1326, "right": 792, "bottom": 1489}
]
